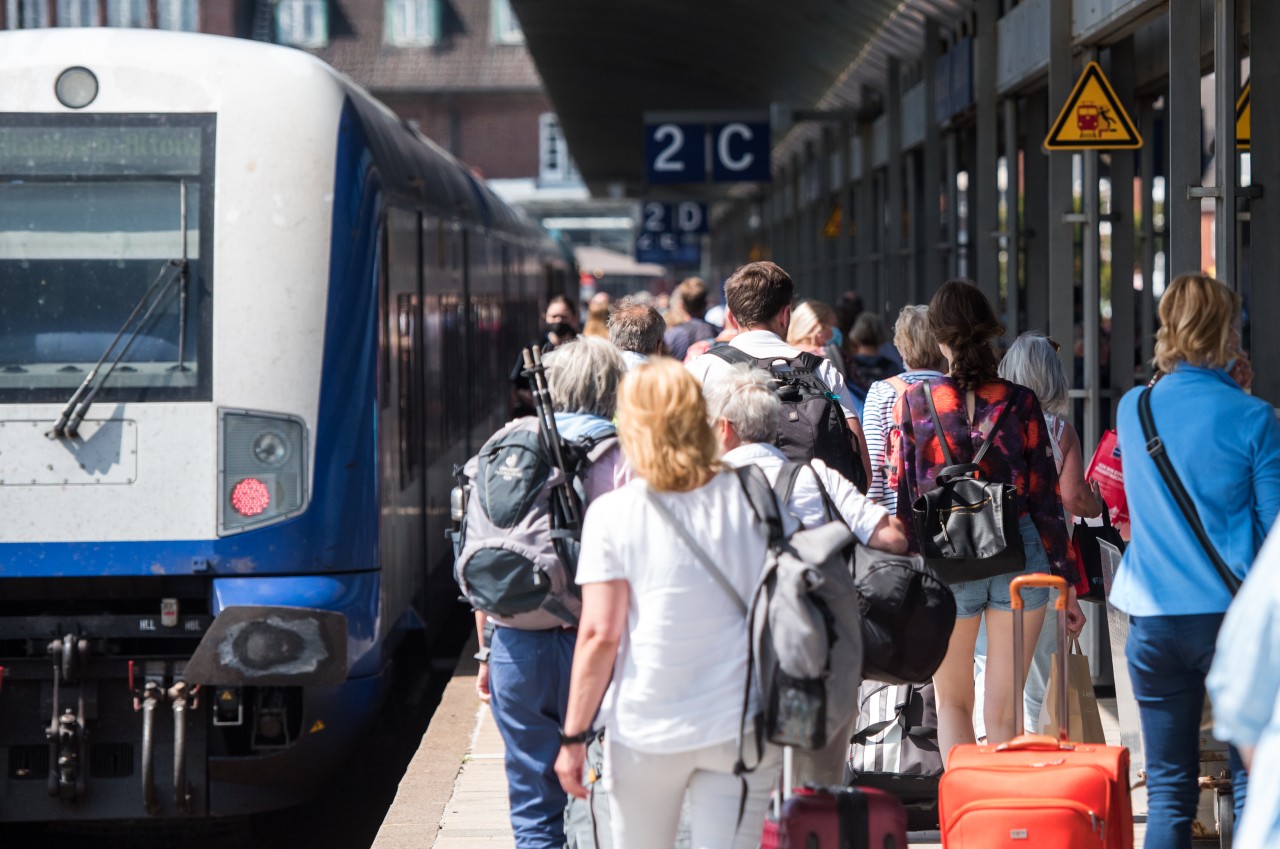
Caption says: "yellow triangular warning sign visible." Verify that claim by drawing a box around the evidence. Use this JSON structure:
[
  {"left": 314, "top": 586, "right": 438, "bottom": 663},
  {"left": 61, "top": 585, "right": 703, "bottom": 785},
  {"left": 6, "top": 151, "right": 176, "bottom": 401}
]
[
  {"left": 310, "top": 720, "right": 326, "bottom": 734},
  {"left": 1044, "top": 62, "right": 1142, "bottom": 150},
  {"left": 1237, "top": 82, "right": 1250, "bottom": 150},
  {"left": 823, "top": 205, "right": 842, "bottom": 239}
]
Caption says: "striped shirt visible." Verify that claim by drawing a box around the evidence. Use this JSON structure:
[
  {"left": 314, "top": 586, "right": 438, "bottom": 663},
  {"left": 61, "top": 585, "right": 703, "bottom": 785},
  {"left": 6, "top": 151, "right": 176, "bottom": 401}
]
[{"left": 862, "top": 369, "right": 943, "bottom": 511}]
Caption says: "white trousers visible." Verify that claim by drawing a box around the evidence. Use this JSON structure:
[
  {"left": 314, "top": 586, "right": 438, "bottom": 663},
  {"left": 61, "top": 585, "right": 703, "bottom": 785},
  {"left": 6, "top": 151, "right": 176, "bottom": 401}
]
[{"left": 603, "top": 735, "right": 779, "bottom": 849}]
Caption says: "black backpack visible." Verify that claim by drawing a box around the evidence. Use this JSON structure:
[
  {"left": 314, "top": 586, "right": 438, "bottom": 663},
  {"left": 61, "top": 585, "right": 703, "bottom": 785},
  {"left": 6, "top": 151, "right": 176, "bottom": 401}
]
[{"left": 709, "top": 347, "right": 867, "bottom": 492}]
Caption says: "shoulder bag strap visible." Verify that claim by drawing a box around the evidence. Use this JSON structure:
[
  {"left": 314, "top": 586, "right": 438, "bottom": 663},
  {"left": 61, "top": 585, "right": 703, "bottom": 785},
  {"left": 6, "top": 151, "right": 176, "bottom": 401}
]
[
  {"left": 971, "top": 394, "right": 1016, "bottom": 466},
  {"left": 1137, "top": 388, "right": 1241, "bottom": 595},
  {"left": 885, "top": 375, "right": 910, "bottom": 395},
  {"left": 706, "top": 345, "right": 754, "bottom": 367},
  {"left": 643, "top": 485, "right": 749, "bottom": 616},
  {"left": 920, "top": 379, "right": 956, "bottom": 467},
  {"left": 734, "top": 464, "right": 786, "bottom": 544}
]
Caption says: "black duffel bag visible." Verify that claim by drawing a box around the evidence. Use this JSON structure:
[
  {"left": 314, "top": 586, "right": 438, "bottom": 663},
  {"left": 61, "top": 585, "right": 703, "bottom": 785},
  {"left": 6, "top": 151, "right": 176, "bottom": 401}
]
[
  {"left": 853, "top": 545, "right": 955, "bottom": 684},
  {"left": 910, "top": 380, "right": 1025, "bottom": 584}
]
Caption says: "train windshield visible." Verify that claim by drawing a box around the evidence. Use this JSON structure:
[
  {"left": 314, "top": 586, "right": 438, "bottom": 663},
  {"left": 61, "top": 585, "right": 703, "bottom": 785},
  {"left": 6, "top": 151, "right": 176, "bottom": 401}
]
[{"left": 0, "top": 114, "right": 214, "bottom": 403}]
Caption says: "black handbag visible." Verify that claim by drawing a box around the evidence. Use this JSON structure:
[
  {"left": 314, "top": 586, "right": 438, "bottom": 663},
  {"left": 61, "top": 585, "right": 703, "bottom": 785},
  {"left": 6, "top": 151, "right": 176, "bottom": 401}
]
[
  {"left": 1071, "top": 504, "right": 1124, "bottom": 602},
  {"left": 910, "top": 380, "right": 1026, "bottom": 584}
]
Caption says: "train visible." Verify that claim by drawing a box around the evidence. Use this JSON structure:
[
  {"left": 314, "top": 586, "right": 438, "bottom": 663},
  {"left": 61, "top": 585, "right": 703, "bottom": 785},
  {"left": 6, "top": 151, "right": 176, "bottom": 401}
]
[{"left": 0, "top": 28, "right": 572, "bottom": 820}]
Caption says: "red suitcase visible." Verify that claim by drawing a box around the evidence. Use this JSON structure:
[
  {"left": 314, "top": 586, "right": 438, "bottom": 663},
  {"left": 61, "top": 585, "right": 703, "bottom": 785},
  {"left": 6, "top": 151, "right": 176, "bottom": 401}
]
[
  {"left": 938, "top": 575, "right": 1133, "bottom": 848},
  {"left": 761, "top": 784, "right": 908, "bottom": 849}
]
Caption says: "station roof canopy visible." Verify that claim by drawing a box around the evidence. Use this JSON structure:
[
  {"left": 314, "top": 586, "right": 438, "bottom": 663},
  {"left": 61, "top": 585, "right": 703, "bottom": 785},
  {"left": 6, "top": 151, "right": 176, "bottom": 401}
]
[{"left": 511, "top": 0, "right": 974, "bottom": 197}]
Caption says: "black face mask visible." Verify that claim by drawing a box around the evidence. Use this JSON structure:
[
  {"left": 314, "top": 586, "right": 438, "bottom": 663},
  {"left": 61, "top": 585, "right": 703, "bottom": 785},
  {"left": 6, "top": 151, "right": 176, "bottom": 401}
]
[{"left": 547, "top": 321, "right": 575, "bottom": 338}]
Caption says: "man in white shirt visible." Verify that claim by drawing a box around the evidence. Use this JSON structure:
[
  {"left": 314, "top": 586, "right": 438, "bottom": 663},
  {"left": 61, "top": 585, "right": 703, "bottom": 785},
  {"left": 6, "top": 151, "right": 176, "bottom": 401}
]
[
  {"left": 687, "top": 261, "right": 872, "bottom": 487},
  {"left": 607, "top": 298, "right": 666, "bottom": 370}
]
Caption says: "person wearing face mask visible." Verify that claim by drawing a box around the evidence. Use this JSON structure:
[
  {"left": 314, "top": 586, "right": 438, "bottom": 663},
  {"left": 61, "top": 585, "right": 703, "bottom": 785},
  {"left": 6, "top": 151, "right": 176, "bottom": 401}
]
[{"left": 509, "top": 295, "right": 580, "bottom": 418}]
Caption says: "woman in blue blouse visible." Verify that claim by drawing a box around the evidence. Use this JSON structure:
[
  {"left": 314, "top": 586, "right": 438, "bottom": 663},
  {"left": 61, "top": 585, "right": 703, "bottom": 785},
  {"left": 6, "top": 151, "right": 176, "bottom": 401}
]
[{"left": 1113, "top": 273, "right": 1280, "bottom": 849}]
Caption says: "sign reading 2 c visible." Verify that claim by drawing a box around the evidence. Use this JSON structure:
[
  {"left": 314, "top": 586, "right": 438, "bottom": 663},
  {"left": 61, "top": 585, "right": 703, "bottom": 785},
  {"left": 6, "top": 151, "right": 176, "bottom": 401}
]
[{"left": 644, "top": 119, "right": 771, "bottom": 185}]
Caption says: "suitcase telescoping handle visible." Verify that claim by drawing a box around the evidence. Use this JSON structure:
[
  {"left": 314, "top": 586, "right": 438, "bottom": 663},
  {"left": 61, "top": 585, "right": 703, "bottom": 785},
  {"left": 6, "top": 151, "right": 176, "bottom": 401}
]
[{"left": 1008, "top": 575, "right": 1070, "bottom": 745}]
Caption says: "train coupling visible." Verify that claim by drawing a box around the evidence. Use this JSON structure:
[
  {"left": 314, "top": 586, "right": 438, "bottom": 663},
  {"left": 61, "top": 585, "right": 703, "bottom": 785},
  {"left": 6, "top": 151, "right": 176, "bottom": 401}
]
[{"left": 45, "top": 634, "right": 89, "bottom": 801}]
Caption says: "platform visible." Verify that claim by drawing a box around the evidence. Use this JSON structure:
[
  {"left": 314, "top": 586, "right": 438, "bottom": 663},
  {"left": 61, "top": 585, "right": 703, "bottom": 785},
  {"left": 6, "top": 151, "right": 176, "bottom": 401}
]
[{"left": 375, "top": 647, "right": 1153, "bottom": 849}]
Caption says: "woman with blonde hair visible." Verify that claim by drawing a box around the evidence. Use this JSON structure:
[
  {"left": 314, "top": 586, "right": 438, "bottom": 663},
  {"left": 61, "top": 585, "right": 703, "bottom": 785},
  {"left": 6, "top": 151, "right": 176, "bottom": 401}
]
[
  {"left": 554, "top": 357, "right": 778, "bottom": 849},
  {"left": 786, "top": 299, "right": 838, "bottom": 357},
  {"left": 1112, "top": 273, "right": 1280, "bottom": 849}
]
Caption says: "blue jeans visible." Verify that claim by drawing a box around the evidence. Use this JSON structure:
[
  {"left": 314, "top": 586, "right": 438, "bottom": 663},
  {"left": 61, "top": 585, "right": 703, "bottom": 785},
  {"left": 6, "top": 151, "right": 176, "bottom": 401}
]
[
  {"left": 951, "top": 516, "right": 1051, "bottom": 618},
  {"left": 1127, "top": 614, "right": 1248, "bottom": 849},
  {"left": 489, "top": 626, "right": 577, "bottom": 849}
]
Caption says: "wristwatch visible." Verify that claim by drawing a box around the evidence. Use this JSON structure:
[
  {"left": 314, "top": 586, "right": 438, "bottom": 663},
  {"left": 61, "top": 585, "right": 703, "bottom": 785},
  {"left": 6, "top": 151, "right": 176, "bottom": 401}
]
[{"left": 559, "top": 728, "right": 594, "bottom": 746}]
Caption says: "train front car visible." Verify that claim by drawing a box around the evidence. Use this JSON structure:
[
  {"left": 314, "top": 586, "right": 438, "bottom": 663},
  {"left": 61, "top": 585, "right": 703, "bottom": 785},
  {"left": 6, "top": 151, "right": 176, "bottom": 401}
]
[{"left": 0, "top": 30, "right": 403, "bottom": 820}]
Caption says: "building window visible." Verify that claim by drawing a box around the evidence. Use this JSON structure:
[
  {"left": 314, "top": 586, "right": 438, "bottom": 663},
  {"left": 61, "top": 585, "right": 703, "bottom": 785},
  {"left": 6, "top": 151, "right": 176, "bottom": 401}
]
[
  {"left": 5, "top": 0, "right": 50, "bottom": 27},
  {"left": 491, "top": 0, "right": 522, "bottom": 44},
  {"left": 385, "top": 0, "right": 436, "bottom": 47},
  {"left": 56, "top": 0, "right": 99, "bottom": 26},
  {"left": 276, "top": 0, "right": 327, "bottom": 48},
  {"left": 156, "top": 0, "right": 198, "bottom": 31},
  {"left": 106, "top": 0, "right": 148, "bottom": 26},
  {"left": 539, "top": 113, "right": 580, "bottom": 185}
]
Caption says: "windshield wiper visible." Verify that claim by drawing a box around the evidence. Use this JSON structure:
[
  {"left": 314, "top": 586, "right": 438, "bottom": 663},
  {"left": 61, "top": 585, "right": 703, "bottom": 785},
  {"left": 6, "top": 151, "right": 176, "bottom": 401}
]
[
  {"left": 51, "top": 181, "right": 191, "bottom": 439},
  {"left": 51, "top": 259, "right": 184, "bottom": 438}
]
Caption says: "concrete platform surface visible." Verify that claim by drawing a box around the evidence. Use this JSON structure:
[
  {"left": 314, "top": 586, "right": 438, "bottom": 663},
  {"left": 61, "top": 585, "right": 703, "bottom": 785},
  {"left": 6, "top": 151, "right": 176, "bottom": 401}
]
[{"left": 375, "top": 656, "right": 1155, "bottom": 848}]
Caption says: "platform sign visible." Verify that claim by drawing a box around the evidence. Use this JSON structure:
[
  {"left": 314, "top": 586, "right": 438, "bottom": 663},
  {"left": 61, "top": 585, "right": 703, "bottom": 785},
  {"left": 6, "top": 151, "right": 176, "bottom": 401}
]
[
  {"left": 1237, "top": 83, "right": 1251, "bottom": 150},
  {"left": 710, "top": 121, "right": 771, "bottom": 182},
  {"left": 637, "top": 199, "right": 706, "bottom": 265},
  {"left": 636, "top": 232, "right": 701, "bottom": 265},
  {"left": 1044, "top": 62, "right": 1142, "bottom": 150},
  {"left": 641, "top": 201, "right": 709, "bottom": 235},
  {"left": 645, "top": 123, "right": 706, "bottom": 184},
  {"left": 645, "top": 115, "right": 771, "bottom": 185}
]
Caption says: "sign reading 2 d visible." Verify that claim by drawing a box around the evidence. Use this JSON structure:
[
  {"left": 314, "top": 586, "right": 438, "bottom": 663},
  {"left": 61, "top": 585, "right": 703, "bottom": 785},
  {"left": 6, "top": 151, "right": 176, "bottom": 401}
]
[
  {"left": 636, "top": 200, "right": 707, "bottom": 265},
  {"left": 645, "top": 115, "right": 771, "bottom": 185}
]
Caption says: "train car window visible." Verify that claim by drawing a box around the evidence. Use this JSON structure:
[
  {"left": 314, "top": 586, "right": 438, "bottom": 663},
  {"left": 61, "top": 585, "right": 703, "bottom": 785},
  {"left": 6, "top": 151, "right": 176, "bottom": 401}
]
[
  {"left": 397, "top": 293, "right": 422, "bottom": 487},
  {"left": 0, "top": 113, "right": 215, "bottom": 403}
]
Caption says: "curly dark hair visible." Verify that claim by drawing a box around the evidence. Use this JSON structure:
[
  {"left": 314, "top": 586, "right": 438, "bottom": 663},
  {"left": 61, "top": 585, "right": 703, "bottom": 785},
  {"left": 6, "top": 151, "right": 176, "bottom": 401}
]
[{"left": 928, "top": 279, "right": 1002, "bottom": 390}]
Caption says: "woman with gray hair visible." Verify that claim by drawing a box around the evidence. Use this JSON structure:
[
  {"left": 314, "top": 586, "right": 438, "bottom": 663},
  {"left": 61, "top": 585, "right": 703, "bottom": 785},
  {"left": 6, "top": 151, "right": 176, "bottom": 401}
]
[
  {"left": 861, "top": 305, "right": 947, "bottom": 510},
  {"left": 704, "top": 363, "right": 906, "bottom": 786},
  {"left": 972, "top": 331, "right": 1104, "bottom": 738}
]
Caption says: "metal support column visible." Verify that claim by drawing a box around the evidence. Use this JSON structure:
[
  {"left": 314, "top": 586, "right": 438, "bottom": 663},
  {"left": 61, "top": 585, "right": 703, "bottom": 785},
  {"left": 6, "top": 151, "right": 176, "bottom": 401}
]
[
  {"left": 906, "top": 151, "right": 921, "bottom": 306},
  {"left": 838, "top": 120, "right": 854, "bottom": 296},
  {"left": 803, "top": 141, "right": 818, "bottom": 287},
  {"left": 974, "top": 0, "right": 1001, "bottom": 302},
  {"left": 1214, "top": 0, "right": 1240, "bottom": 289},
  {"left": 946, "top": 131, "right": 960, "bottom": 278},
  {"left": 1108, "top": 39, "right": 1138, "bottom": 418},
  {"left": 1253, "top": 0, "right": 1280, "bottom": 403},
  {"left": 1023, "top": 89, "right": 1050, "bottom": 333},
  {"left": 923, "top": 17, "right": 944, "bottom": 296},
  {"left": 1169, "top": 0, "right": 1203, "bottom": 276},
  {"left": 1138, "top": 102, "right": 1157, "bottom": 384},
  {"left": 1083, "top": 135, "right": 1102, "bottom": 452},
  {"left": 886, "top": 58, "right": 904, "bottom": 315},
  {"left": 1003, "top": 97, "right": 1021, "bottom": 334},
  {"left": 1047, "top": 0, "right": 1075, "bottom": 387},
  {"left": 857, "top": 122, "right": 877, "bottom": 297}
]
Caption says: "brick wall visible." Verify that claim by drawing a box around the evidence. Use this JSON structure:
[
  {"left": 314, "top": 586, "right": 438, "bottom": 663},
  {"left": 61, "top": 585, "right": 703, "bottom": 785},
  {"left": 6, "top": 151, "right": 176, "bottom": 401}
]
[
  {"left": 379, "top": 91, "right": 552, "bottom": 180},
  {"left": 199, "top": 0, "right": 238, "bottom": 36}
]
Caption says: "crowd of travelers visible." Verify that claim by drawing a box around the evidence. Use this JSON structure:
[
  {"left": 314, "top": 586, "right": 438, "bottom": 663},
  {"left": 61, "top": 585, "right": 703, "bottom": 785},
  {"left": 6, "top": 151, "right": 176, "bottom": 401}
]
[{"left": 464, "top": 261, "right": 1280, "bottom": 849}]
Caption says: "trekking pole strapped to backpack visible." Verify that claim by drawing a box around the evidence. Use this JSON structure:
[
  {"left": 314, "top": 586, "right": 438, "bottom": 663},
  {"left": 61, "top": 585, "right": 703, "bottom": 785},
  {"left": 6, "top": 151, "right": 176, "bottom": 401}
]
[{"left": 524, "top": 345, "right": 582, "bottom": 530}]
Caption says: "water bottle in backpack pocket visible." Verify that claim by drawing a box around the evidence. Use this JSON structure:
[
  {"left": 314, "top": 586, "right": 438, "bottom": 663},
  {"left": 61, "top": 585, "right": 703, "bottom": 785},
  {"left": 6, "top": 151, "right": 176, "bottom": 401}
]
[{"left": 451, "top": 417, "right": 616, "bottom": 630}]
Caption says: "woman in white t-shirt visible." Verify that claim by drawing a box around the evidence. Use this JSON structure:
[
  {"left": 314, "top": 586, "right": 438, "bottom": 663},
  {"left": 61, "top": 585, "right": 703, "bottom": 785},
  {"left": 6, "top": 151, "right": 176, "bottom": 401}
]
[{"left": 553, "top": 357, "right": 778, "bottom": 849}]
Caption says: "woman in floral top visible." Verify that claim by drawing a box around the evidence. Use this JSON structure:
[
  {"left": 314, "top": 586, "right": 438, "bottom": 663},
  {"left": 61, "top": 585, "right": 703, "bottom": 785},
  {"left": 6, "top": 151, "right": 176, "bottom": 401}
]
[{"left": 893, "top": 280, "right": 1084, "bottom": 757}]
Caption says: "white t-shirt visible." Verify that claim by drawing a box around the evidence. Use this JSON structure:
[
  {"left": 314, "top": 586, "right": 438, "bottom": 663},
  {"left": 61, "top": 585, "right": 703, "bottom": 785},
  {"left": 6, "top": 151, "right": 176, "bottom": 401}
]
[
  {"left": 721, "top": 442, "right": 888, "bottom": 541},
  {"left": 576, "top": 471, "right": 768, "bottom": 754},
  {"left": 687, "top": 330, "right": 859, "bottom": 420}
]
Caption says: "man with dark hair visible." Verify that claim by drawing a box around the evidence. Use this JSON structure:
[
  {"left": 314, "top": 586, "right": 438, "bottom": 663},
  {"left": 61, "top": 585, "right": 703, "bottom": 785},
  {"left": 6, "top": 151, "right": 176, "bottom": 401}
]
[
  {"left": 688, "top": 261, "right": 872, "bottom": 488},
  {"left": 663, "top": 277, "right": 718, "bottom": 361},
  {"left": 608, "top": 298, "right": 666, "bottom": 370}
]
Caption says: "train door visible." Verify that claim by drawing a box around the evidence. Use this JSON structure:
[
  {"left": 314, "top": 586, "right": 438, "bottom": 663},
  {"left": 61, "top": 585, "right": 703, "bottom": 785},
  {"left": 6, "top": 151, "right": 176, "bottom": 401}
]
[{"left": 379, "top": 207, "right": 426, "bottom": 639}]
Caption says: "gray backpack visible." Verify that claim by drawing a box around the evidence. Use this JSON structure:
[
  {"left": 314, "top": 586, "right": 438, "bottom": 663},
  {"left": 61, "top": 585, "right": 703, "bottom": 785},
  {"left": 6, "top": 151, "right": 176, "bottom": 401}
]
[{"left": 452, "top": 417, "right": 617, "bottom": 630}]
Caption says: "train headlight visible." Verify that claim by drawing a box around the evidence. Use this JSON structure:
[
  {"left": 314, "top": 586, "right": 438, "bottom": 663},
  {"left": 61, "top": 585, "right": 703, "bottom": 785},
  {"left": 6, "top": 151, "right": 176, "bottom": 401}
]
[
  {"left": 219, "top": 410, "right": 308, "bottom": 535},
  {"left": 55, "top": 67, "right": 98, "bottom": 109},
  {"left": 252, "top": 431, "right": 290, "bottom": 466}
]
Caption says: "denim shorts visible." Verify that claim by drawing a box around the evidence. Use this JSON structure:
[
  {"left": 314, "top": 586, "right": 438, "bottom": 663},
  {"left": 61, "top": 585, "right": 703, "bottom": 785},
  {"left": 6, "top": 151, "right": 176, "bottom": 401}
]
[{"left": 950, "top": 516, "right": 1051, "bottom": 618}]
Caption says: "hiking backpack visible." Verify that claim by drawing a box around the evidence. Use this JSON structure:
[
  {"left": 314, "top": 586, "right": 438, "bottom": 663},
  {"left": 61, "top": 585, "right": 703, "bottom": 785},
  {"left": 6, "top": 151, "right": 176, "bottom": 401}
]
[
  {"left": 734, "top": 465, "right": 863, "bottom": 753},
  {"left": 709, "top": 347, "right": 867, "bottom": 493},
  {"left": 451, "top": 417, "right": 617, "bottom": 630}
]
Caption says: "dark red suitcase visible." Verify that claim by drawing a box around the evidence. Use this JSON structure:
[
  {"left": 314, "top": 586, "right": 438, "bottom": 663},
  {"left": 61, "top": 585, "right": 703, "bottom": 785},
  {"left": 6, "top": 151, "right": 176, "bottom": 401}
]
[{"left": 761, "top": 785, "right": 908, "bottom": 849}]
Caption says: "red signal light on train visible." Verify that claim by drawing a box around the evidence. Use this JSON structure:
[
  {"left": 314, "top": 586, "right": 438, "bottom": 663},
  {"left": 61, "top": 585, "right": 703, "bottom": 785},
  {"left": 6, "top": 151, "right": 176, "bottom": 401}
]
[{"left": 231, "top": 478, "right": 271, "bottom": 517}]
